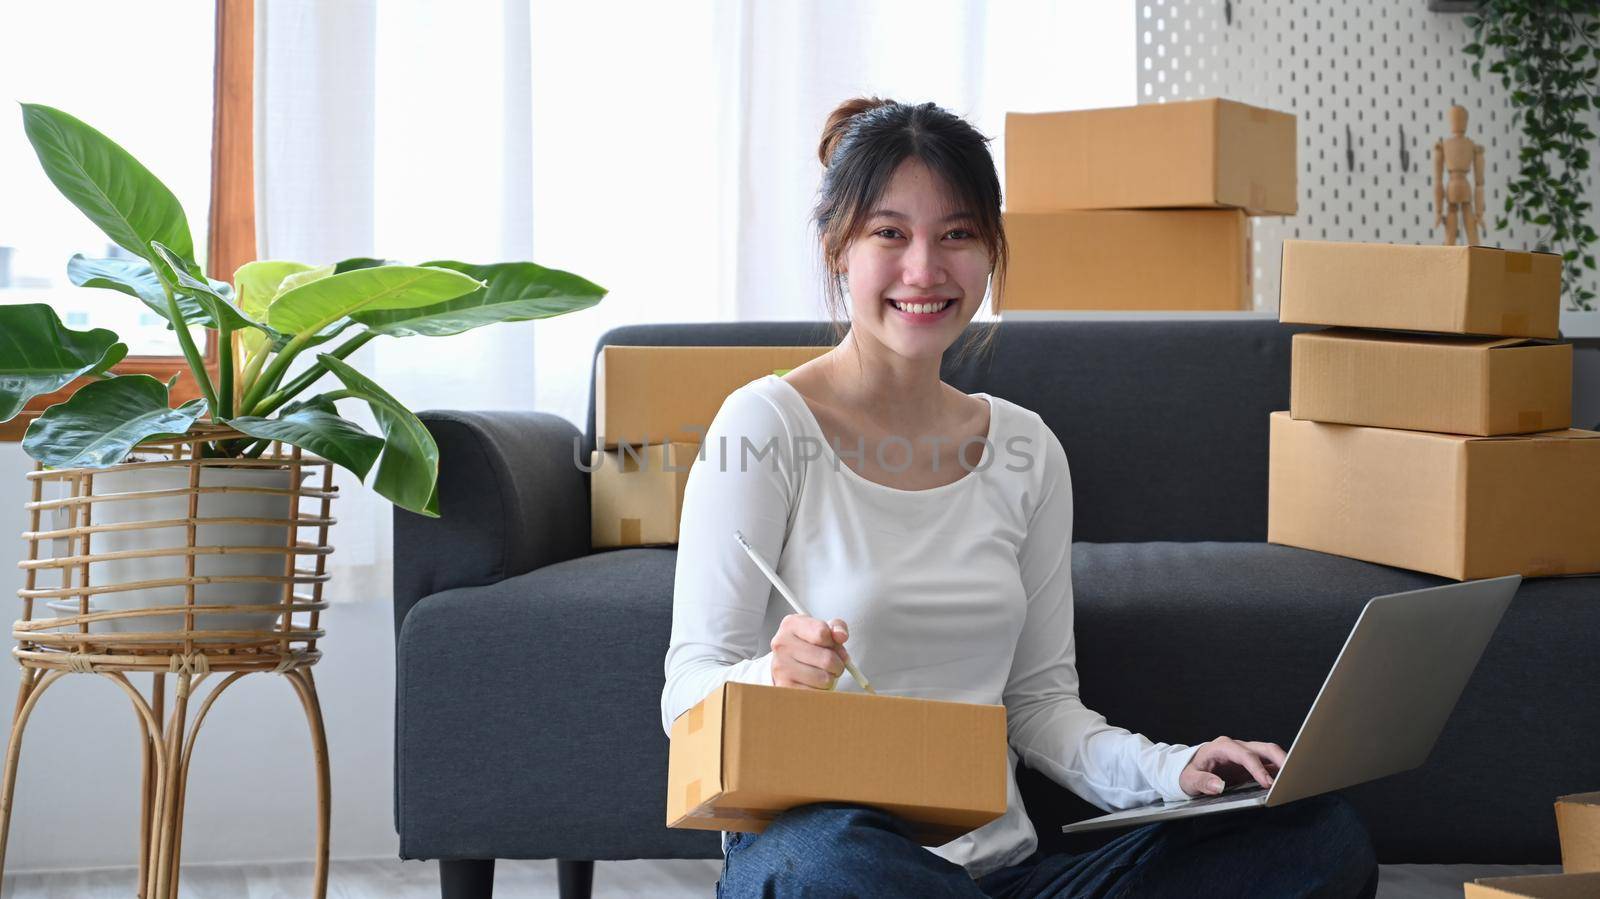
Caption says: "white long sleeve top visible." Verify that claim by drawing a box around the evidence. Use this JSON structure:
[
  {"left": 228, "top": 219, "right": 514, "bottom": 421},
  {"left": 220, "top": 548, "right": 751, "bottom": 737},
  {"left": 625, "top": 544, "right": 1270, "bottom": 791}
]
[{"left": 660, "top": 374, "right": 1199, "bottom": 880}]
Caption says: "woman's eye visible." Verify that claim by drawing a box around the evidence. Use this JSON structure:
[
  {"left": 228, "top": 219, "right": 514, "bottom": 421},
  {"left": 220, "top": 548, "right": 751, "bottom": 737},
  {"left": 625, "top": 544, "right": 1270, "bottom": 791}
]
[{"left": 871, "top": 228, "right": 972, "bottom": 240}]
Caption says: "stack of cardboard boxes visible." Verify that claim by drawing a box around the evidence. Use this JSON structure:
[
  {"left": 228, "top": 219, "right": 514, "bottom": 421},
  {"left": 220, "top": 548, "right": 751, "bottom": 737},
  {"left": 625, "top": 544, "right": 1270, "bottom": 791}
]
[
  {"left": 1268, "top": 240, "right": 1600, "bottom": 580},
  {"left": 1002, "top": 98, "right": 1297, "bottom": 312},
  {"left": 1464, "top": 791, "right": 1600, "bottom": 896},
  {"left": 589, "top": 345, "right": 829, "bottom": 548}
]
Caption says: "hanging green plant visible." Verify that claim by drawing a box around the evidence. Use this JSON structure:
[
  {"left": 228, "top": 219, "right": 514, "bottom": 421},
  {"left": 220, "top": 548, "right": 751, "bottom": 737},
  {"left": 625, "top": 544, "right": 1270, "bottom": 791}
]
[{"left": 1465, "top": 0, "right": 1600, "bottom": 311}]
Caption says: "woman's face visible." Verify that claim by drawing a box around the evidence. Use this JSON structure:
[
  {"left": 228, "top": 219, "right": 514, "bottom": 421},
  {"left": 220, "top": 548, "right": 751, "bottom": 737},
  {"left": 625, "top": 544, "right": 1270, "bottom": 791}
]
[{"left": 839, "top": 158, "right": 992, "bottom": 362}]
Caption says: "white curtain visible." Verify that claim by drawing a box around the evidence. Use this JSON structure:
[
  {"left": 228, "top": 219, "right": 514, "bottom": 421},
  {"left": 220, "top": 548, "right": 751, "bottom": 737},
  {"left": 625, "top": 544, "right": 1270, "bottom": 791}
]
[{"left": 257, "top": 0, "right": 1134, "bottom": 596}]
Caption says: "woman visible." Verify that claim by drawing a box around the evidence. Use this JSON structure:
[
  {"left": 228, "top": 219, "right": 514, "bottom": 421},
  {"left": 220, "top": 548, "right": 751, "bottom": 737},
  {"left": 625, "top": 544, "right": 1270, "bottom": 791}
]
[{"left": 660, "top": 97, "right": 1378, "bottom": 898}]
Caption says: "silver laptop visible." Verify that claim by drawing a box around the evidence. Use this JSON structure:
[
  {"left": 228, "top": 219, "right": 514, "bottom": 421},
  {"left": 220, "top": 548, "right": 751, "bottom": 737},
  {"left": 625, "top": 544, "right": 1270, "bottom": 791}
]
[{"left": 1061, "top": 575, "right": 1520, "bottom": 834}]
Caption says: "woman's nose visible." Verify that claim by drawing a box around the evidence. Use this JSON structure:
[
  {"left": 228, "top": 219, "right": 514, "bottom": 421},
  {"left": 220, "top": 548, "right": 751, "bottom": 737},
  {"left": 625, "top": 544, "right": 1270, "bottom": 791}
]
[{"left": 901, "top": 239, "right": 948, "bottom": 287}]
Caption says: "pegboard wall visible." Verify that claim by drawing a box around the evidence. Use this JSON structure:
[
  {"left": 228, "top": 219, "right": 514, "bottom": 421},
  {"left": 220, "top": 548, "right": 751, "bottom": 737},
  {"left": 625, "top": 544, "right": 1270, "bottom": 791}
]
[{"left": 1137, "top": 0, "right": 1600, "bottom": 311}]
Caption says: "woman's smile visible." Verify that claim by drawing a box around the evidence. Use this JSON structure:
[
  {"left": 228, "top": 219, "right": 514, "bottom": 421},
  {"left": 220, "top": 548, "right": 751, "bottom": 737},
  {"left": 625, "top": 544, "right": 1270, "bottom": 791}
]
[{"left": 885, "top": 294, "right": 959, "bottom": 323}]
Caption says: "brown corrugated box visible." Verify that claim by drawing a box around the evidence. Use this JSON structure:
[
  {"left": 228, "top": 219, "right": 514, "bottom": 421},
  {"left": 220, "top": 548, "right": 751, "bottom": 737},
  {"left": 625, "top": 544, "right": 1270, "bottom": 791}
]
[
  {"left": 590, "top": 442, "right": 696, "bottom": 548},
  {"left": 1464, "top": 872, "right": 1600, "bottom": 898},
  {"left": 1279, "top": 241, "right": 1562, "bottom": 338},
  {"left": 595, "top": 346, "right": 830, "bottom": 449},
  {"left": 1001, "top": 210, "right": 1251, "bottom": 311},
  {"left": 1005, "top": 98, "right": 1298, "bottom": 215},
  {"left": 1558, "top": 792, "right": 1600, "bottom": 874},
  {"left": 1267, "top": 412, "right": 1600, "bottom": 580},
  {"left": 1290, "top": 328, "right": 1573, "bottom": 436},
  {"left": 666, "top": 682, "right": 1007, "bottom": 845}
]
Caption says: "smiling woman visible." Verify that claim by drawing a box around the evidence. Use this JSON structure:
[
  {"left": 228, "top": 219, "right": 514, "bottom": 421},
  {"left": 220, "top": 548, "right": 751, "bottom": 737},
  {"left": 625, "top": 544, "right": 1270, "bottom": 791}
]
[
  {"left": 813, "top": 97, "right": 1009, "bottom": 366},
  {"left": 664, "top": 96, "right": 1380, "bottom": 898}
]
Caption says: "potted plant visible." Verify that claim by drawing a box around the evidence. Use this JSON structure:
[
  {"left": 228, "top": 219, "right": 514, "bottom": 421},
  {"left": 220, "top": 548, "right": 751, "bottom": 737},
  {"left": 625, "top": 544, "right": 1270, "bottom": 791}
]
[
  {"left": 2, "top": 104, "right": 606, "bottom": 632},
  {"left": 1464, "top": 1, "right": 1600, "bottom": 337}
]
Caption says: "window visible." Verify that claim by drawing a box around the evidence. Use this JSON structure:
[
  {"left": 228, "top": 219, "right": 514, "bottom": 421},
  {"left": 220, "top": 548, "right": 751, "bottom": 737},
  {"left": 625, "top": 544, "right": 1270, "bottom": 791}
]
[
  {"left": 0, "top": 4, "right": 217, "bottom": 356},
  {"left": 1, "top": 1, "right": 254, "bottom": 442}
]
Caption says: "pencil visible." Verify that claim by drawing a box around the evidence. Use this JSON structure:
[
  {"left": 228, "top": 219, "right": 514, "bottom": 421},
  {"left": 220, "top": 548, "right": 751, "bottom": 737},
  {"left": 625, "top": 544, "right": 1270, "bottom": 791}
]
[{"left": 732, "top": 529, "right": 877, "bottom": 694}]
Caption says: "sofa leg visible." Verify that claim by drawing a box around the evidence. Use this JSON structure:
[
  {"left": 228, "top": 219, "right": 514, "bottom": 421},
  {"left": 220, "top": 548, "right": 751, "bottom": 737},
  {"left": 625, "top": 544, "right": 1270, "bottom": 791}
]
[
  {"left": 558, "top": 859, "right": 594, "bottom": 899},
  {"left": 440, "top": 858, "right": 495, "bottom": 898}
]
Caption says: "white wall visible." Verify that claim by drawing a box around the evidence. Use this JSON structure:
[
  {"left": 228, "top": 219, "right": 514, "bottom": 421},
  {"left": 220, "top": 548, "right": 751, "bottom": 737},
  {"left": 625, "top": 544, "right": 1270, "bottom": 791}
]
[
  {"left": 1136, "top": 0, "right": 1600, "bottom": 311},
  {"left": 0, "top": 443, "right": 403, "bottom": 872}
]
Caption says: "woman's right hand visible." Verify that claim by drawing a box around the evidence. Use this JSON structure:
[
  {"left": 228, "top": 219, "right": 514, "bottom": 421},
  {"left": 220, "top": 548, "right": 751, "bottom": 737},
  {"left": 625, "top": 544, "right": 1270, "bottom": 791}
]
[{"left": 771, "top": 614, "right": 851, "bottom": 690}]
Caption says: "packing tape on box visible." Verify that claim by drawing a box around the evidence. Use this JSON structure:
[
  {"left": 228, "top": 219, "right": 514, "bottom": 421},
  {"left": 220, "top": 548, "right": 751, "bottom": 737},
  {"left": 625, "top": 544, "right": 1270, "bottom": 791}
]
[
  {"left": 619, "top": 518, "right": 642, "bottom": 545},
  {"left": 1524, "top": 556, "right": 1569, "bottom": 577},
  {"left": 1504, "top": 252, "right": 1532, "bottom": 274},
  {"left": 685, "top": 703, "right": 704, "bottom": 735},
  {"left": 1250, "top": 107, "right": 1272, "bottom": 123},
  {"left": 1518, "top": 410, "right": 1546, "bottom": 431},
  {"left": 684, "top": 806, "right": 778, "bottom": 822},
  {"left": 684, "top": 779, "right": 702, "bottom": 809},
  {"left": 1250, "top": 182, "right": 1266, "bottom": 211},
  {"left": 1501, "top": 313, "right": 1530, "bottom": 334}
]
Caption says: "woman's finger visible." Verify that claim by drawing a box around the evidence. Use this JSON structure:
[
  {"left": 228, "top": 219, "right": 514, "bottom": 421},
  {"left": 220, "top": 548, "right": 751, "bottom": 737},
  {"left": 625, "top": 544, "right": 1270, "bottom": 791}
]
[
  {"left": 1243, "top": 741, "right": 1288, "bottom": 770},
  {"left": 1217, "top": 741, "right": 1275, "bottom": 788}
]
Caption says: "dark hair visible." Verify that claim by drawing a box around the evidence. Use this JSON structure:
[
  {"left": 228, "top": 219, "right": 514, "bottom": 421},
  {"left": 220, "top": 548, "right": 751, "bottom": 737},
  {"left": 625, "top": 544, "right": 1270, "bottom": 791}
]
[{"left": 812, "top": 96, "right": 1007, "bottom": 363}]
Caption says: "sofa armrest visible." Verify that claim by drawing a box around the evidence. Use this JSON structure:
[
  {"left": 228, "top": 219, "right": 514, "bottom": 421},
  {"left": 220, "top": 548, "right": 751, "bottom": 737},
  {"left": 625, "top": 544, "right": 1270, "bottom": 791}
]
[{"left": 392, "top": 410, "right": 590, "bottom": 637}]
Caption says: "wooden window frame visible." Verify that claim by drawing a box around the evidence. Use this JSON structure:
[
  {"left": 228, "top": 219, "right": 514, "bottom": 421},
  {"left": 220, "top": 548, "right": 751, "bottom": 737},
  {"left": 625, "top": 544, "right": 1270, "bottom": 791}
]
[{"left": 2, "top": 0, "right": 256, "bottom": 442}]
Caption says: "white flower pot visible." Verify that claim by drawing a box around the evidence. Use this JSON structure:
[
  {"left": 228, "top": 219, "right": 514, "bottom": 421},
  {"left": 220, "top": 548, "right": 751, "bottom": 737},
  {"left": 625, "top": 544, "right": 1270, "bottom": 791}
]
[{"left": 44, "top": 464, "right": 311, "bottom": 637}]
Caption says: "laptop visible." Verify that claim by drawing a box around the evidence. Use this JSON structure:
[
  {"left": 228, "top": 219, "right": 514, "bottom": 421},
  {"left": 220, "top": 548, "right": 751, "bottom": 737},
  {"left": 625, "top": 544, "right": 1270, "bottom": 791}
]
[{"left": 1061, "top": 575, "right": 1520, "bottom": 834}]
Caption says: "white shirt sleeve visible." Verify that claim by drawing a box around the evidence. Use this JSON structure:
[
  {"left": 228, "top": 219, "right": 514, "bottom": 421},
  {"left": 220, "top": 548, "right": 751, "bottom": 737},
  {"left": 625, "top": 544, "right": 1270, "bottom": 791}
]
[
  {"left": 1003, "top": 419, "right": 1201, "bottom": 809},
  {"left": 661, "top": 386, "right": 796, "bottom": 737}
]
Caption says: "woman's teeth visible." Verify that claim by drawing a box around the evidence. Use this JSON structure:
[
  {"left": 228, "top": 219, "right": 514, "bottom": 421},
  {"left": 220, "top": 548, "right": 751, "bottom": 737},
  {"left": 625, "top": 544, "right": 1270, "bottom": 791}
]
[{"left": 889, "top": 299, "right": 953, "bottom": 314}]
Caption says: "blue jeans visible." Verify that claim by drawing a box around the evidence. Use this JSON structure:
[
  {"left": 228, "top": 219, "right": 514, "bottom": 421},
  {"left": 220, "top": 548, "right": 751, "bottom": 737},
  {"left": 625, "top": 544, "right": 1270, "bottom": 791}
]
[{"left": 715, "top": 794, "right": 1379, "bottom": 898}]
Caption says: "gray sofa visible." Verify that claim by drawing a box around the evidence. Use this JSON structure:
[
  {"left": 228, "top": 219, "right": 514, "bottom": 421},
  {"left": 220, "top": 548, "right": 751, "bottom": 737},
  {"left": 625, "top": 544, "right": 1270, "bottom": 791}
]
[{"left": 392, "top": 319, "right": 1600, "bottom": 899}]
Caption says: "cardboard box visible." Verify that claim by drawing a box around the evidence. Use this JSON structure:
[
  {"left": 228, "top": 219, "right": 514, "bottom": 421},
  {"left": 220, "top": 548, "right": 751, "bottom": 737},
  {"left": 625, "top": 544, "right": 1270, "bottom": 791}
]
[
  {"left": 1464, "top": 872, "right": 1600, "bottom": 898},
  {"left": 590, "top": 442, "right": 696, "bottom": 548},
  {"left": 1279, "top": 241, "right": 1562, "bottom": 338},
  {"left": 1267, "top": 412, "right": 1600, "bottom": 580},
  {"left": 1001, "top": 210, "right": 1251, "bottom": 311},
  {"left": 595, "top": 346, "right": 830, "bottom": 449},
  {"left": 1290, "top": 329, "right": 1573, "bottom": 436},
  {"left": 666, "top": 682, "right": 1007, "bottom": 845},
  {"left": 1557, "top": 792, "right": 1600, "bottom": 874},
  {"left": 1005, "top": 98, "right": 1298, "bottom": 215}
]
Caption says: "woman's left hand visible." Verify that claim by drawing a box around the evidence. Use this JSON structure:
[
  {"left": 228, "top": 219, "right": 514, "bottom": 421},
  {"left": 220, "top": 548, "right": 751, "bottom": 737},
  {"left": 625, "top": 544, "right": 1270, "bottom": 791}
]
[{"left": 1178, "top": 736, "right": 1287, "bottom": 797}]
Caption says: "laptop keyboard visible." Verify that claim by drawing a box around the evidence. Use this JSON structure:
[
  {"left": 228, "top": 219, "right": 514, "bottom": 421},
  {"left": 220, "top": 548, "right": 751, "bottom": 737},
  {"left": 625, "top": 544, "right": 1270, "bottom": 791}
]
[{"left": 1162, "top": 784, "right": 1268, "bottom": 809}]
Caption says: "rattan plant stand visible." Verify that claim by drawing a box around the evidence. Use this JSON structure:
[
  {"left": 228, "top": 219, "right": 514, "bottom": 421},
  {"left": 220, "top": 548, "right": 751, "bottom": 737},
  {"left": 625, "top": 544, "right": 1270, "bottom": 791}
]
[{"left": 0, "top": 426, "right": 337, "bottom": 899}]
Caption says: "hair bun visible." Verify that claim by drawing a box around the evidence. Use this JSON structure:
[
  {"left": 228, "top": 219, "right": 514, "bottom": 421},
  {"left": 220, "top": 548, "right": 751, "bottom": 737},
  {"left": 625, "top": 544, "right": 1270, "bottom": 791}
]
[{"left": 818, "top": 96, "right": 893, "bottom": 167}]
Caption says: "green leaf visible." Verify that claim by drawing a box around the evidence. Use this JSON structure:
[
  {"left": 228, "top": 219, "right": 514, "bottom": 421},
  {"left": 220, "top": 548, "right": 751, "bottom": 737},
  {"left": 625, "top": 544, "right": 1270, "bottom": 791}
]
[
  {"left": 67, "top": 254, "right": 210, "bottom": 326},
  {"left": 0, "top": 304, "right": 127, "bottom": 422},
  {"left": 236, "top": 260, "right": 317, "bottom": 357},
  {"left": 235, "top": 260, "right": 317, "bottom": 319},
  {"left": 315, "top": 355, "right": 439, "bottom": 516},
  {"left": 227, "top": 404, "right": 384, "bottom": 481},
  {"left": 265, "top": 265, "right": 484, "bottom": 338},
  {"left": 349, "top": 260, "right": 606, "bottom": 337},
  {"left": 150, "top": 241, "right": 266, "bottom": 334},
  {"left": 22, "top": 375, "right": 205, "bottom": 468},
  {"left": 276, "top": 264, "right": 336, "bottom": 297},
  {"left": 333, "top": 257, "right": 391, "bottom": 274},
  {"left": 20, "top": 104, "right": 193, "bottom": 264}
]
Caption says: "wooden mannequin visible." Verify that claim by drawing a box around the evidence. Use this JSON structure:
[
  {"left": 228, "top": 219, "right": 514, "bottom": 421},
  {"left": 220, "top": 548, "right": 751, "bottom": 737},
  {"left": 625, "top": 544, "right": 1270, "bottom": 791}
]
[{"left": 1433, "top": 104, "right": 1487, "bottom": 246}]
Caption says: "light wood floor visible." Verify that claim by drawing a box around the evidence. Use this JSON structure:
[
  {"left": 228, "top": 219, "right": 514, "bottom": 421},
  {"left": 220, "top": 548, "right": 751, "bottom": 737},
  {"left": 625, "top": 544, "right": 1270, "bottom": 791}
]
[
  {"left": 0, "top": 859, "right": 1561, "bottom": 897},
  {"left": 0, "top": 857, "right": 724, "bottom": 898}
]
